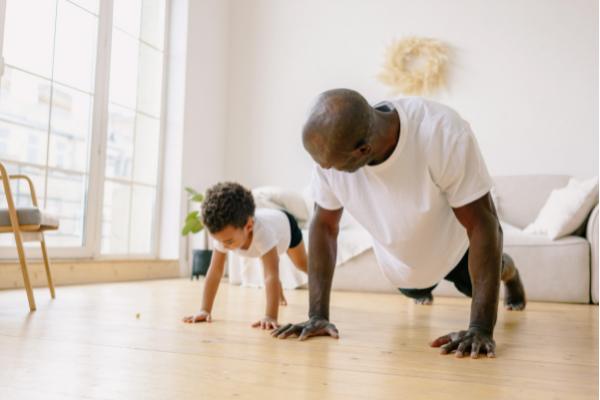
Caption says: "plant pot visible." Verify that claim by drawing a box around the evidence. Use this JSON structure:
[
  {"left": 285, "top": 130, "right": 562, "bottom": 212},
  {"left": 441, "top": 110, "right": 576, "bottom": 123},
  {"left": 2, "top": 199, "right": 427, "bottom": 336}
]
[{"left": 191, "top": 250, "right": 212, "bottom": 280}]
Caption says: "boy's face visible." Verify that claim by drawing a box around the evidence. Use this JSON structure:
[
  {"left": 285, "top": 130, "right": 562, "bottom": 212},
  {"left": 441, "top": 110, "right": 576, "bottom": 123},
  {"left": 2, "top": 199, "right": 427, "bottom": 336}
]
[{"left": 211, "top": 218, "right": 254, "bottom": 251}]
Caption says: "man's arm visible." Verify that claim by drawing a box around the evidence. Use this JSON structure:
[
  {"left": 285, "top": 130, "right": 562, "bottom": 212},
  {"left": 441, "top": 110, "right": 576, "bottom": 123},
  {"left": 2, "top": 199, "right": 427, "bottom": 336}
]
[
  {"left": 429, "top": 192, "right": 503, "bottom": 358},
  {"left": 308, "top": 204, "right": 343, "bottom": 321},
  {"left": 271, "top": 204, "right": 343, "bottom": 340}
]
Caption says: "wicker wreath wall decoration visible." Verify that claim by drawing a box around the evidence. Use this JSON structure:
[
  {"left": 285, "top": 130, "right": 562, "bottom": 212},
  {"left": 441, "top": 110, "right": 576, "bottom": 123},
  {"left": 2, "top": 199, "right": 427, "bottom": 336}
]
[{"left": 377, "top": 37, "right": 448, "bottom": 96}]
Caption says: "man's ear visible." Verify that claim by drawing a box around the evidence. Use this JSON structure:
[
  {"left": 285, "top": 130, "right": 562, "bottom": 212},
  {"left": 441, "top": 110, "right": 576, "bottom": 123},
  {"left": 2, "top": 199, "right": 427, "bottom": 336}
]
[{"left": 353, "top": 144, "right": 372, "bottom": 158}]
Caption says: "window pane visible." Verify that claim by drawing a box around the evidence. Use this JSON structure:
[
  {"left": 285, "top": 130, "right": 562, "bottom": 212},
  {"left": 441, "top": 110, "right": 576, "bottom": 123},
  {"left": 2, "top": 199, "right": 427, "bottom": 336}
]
[
  {"left": 109, "top": 29, "right": 139, "bottom": 109},
  {"left": 129, "top": 184, "right": 154, "bottom": 253},
  {"left": 0, "top": 121, "right": 48, "bottom": 167},
  {"left": 0, "top": 163, "right": 46, "bottom": 247},
  {"left": 48, "top": 84, "right": 92, "bottom": 172},
  {"left": 101, "top": 180, "right": 131, "bottom": 254},
  {"left": 141, "top": 0, "right": 166, "bottom": 50},
  {"left": 132, "top": 114, "right": 159, "bottom": 185},
  {"left": 69, "top": 0, "right": 99, "bottom": 14},
  {"left": 53, "top": 0, "right": 98, "bottom": 93},
  {"left": 105, "top": 104, "right": 134, "bottom": 180},
  {"left": 44, "top": 170, "right": 87, "bottom": 247},
  {"left": 113, "top": 0, "right": 142, "bottom": 38},
  {"left": 0, "top": 67, "right": 51, "bottom": 132},
  {"left": 3, "top": 0, "right": 57, "bottom": 79},
  {"left": 1, "top": 0, "right": 100, "bottom": 253},
  {"left": 137, "top": 44, "right": 163, "bottom": 118}
]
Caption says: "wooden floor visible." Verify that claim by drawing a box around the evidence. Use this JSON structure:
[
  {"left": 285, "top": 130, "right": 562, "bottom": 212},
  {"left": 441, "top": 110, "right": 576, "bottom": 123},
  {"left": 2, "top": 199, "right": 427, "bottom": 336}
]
[{"left": 0, "top": 278, "right": 597, "bottom": 400}]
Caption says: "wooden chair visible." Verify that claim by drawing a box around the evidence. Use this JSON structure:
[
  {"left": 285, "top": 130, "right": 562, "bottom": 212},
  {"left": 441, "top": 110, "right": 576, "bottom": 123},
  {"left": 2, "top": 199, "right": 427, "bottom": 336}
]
[{"left": 0, "top": 162, "right": 59, "bottom": 311}]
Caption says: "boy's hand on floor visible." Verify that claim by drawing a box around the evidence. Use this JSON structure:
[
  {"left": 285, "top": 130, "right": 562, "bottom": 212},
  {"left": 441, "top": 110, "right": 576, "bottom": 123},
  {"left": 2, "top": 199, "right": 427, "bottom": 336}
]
[
  {"left": 252, "top": 316, "right": 281, "bottom": 330},
  {"left": 182, "top": 310, "right": 212, "bottom": 323}
]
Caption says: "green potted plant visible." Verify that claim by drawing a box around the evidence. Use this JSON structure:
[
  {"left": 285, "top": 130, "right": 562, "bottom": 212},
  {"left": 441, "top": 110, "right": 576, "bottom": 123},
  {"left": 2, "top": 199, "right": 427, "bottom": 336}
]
[{"left": 182, "top": 187, "right": 212, "bottom": 279}]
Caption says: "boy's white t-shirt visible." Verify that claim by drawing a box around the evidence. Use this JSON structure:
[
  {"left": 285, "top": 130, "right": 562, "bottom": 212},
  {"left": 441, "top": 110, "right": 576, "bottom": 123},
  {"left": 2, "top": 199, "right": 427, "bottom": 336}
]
[
  {"left": 213, "top": 208, "right": 291, "bottom": 258},
  {"left": 310, "top": 97, "right": 493, "bottom": 289}
]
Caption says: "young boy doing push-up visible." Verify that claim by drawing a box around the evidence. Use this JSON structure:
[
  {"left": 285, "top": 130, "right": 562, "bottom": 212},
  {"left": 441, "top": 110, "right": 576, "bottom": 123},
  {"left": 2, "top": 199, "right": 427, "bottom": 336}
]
[{"left": 182, "top": 182, "right": 308, "bottom": 329}]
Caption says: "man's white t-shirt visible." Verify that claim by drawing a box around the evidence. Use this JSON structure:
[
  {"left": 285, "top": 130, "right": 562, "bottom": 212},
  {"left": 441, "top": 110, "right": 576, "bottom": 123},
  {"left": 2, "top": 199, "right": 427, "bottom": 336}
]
[
  {"left": 310, "top": 97, "right": 493, "bottom": 289},
  {"left": 213, "top": 208, "right": 291, "bottom": 258}
]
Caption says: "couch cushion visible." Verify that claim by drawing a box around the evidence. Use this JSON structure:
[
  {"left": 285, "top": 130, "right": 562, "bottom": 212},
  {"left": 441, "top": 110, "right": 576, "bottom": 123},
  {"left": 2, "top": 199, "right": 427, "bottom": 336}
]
[
  {"left": 435, "top": 231, "right": 590, "bottom": 303},
  {"left": 326, "top": 232, "right": 591, "bottom": 303},
  {"left": 493, "top": 175, "right": 570, "bottom": 229},
  {"left": 503, "top": 232, "right": 590, "bottom": 303},
  {"left": 0, "top": 207, "right": 59, "bottom": 228}
]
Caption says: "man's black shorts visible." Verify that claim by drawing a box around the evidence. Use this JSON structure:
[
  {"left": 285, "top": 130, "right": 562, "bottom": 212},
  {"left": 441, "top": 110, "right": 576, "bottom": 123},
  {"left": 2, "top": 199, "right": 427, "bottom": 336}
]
[{"left": 398, "top": 248, "right": 504, "bottom": 298}]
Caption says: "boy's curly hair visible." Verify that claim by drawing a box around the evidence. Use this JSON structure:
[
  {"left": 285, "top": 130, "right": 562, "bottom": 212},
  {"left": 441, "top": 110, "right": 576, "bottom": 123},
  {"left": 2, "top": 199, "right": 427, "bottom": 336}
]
[{"left": 201, "top": 182, "right": 255, "bottom": 234}]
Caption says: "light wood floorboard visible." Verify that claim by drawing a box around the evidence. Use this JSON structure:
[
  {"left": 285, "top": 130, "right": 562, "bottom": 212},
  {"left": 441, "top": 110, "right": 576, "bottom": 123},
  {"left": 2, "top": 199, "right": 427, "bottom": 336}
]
[{"left": 0, "top": 278, "right": 597, "bottom": 399}]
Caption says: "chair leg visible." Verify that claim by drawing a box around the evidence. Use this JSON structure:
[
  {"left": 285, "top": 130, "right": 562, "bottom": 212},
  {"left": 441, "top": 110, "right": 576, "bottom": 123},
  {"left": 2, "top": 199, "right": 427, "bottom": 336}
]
[
  {"left": 40, "top": 233, "right": 55, "bottom": 299},
  {"left": 14, "top": 229, "right": 36, "bottom": 311}
]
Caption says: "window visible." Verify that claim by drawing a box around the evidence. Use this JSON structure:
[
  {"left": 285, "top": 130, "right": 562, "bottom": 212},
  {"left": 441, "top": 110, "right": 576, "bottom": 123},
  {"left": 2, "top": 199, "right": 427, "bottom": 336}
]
[
  {"left": 0, "top": 0, "right": 167, "bottom": 258},
  {"left": 101, "top": 0, "right": 166, "bottom": 255},
  {"left": 0, "top": 0, "right": 98, "bottom": 250}
]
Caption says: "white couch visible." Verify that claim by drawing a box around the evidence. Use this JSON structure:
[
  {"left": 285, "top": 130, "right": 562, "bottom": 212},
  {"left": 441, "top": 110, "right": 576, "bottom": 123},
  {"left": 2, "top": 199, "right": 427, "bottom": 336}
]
[{"left": 229, "top": 176, "right": 599, "bottom": 304}]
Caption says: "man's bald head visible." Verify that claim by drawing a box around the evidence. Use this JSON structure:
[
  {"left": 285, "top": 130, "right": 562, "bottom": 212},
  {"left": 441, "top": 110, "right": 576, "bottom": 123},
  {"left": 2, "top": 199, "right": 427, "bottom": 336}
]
[{"left": 302, "top": 89, "right": 375, "bottom": 172}]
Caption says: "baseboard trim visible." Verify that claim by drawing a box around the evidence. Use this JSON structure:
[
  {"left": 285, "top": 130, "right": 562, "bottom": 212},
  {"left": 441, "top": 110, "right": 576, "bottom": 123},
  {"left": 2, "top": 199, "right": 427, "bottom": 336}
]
[{"left": 0, "top": 259, "right": 180, "bottom": 290}]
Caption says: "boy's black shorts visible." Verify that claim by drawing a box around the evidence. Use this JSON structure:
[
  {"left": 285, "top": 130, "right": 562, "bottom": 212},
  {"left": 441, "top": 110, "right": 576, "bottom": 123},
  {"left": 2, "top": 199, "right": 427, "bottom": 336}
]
[
  {"left": 280, "top": 210, "right": 303, "bottom": 249},
  {"left": 398, "top": 248, "right": 505, "bottom": 298}
]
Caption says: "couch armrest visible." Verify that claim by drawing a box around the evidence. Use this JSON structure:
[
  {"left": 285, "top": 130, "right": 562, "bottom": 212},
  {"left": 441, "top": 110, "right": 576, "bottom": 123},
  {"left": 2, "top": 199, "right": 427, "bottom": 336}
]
[{"left": 587, "top": 204, "right": 599, "bottom": 304}]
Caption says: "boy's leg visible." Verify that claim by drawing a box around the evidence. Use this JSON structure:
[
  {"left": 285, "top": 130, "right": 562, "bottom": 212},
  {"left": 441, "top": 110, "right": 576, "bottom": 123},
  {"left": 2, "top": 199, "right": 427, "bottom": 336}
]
[
  {"left": 283, "top": 210, "right": 307, "bottom": 274},
  {"left": 398, "top": 285, "right": 437, "bottom": 305},
  {"left": 286, "top": 239, "right": 308, "bottom": 274},
  {"left": 278, "top": 238, "right": 307, "bottom": 307},
  {"left": 279, "top": 280, "right": 287, "bottom": 306}
]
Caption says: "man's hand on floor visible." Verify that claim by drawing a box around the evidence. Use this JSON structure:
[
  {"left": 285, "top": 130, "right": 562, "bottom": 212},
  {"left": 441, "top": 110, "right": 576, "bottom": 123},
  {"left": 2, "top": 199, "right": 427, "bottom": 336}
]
[
  {"left": 429, "top": 328, "right": 496, "bottom": 359},
  {"left": 271, "top": 316, "right": 339, "bottom": 340}
]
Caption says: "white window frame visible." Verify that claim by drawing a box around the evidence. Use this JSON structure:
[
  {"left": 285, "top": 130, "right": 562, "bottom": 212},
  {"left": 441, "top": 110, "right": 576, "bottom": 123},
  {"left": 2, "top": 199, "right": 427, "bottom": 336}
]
[{"left": 0, "top": 0, "right": 171, "bottom": 260}]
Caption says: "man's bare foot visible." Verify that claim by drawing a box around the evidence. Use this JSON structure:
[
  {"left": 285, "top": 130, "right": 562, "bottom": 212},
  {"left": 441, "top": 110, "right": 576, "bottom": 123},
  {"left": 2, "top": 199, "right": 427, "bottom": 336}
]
[
  {"left": 501, "top": 254, "right": 526, "bottom": 311},
  {"left": 413, "top": 293, "right": 433, "bottom": 305}
]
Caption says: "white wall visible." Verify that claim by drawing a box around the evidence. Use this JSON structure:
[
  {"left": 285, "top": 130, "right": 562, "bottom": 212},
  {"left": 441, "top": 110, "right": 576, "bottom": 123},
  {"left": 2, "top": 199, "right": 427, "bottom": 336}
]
[
  {"left": 181, "top": 0, "right": 230, "bottom": 195},
  {"left": 223, "top": 0, "right": 599, "bottom": 191},
  {"left": 159, "top": 0, "right": 188, "bottom": 262},
  {"left": 160, "top": 0, "right": 230, "bottom": 274}
]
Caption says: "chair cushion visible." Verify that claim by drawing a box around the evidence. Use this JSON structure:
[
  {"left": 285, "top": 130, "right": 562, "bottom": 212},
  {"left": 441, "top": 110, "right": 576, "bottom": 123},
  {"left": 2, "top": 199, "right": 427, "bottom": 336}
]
[{"left": 0, "top": 206, "right": 59, "bottom": 228}]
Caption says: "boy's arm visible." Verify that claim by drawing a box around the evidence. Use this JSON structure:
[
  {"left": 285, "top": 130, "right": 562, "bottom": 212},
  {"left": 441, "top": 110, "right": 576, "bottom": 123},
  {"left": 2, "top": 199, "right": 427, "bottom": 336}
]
[
  {"left": 182, "top": 249, "right": 227, "bottom": 323},
  {"left": 201, "top": 249, "right": 227, "bottom": 312},
  {"left": 252, "top": 246, "right": 280, "bottom": 329}
]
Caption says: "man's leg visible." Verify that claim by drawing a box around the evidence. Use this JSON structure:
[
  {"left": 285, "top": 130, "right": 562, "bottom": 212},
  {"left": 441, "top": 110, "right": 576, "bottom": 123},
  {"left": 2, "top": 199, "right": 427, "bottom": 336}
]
[
  {"left": 398, "top": 285, "right": 437, "bottom": 305},
  {"left": 444, "top": 249, "right": 526, "bottom": 310},
  {"left": 444, "top": 249, "right": 473, "bottom": 297},
  {"left": 501, "top": 253, "right": 526, "bottom": 310}
]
